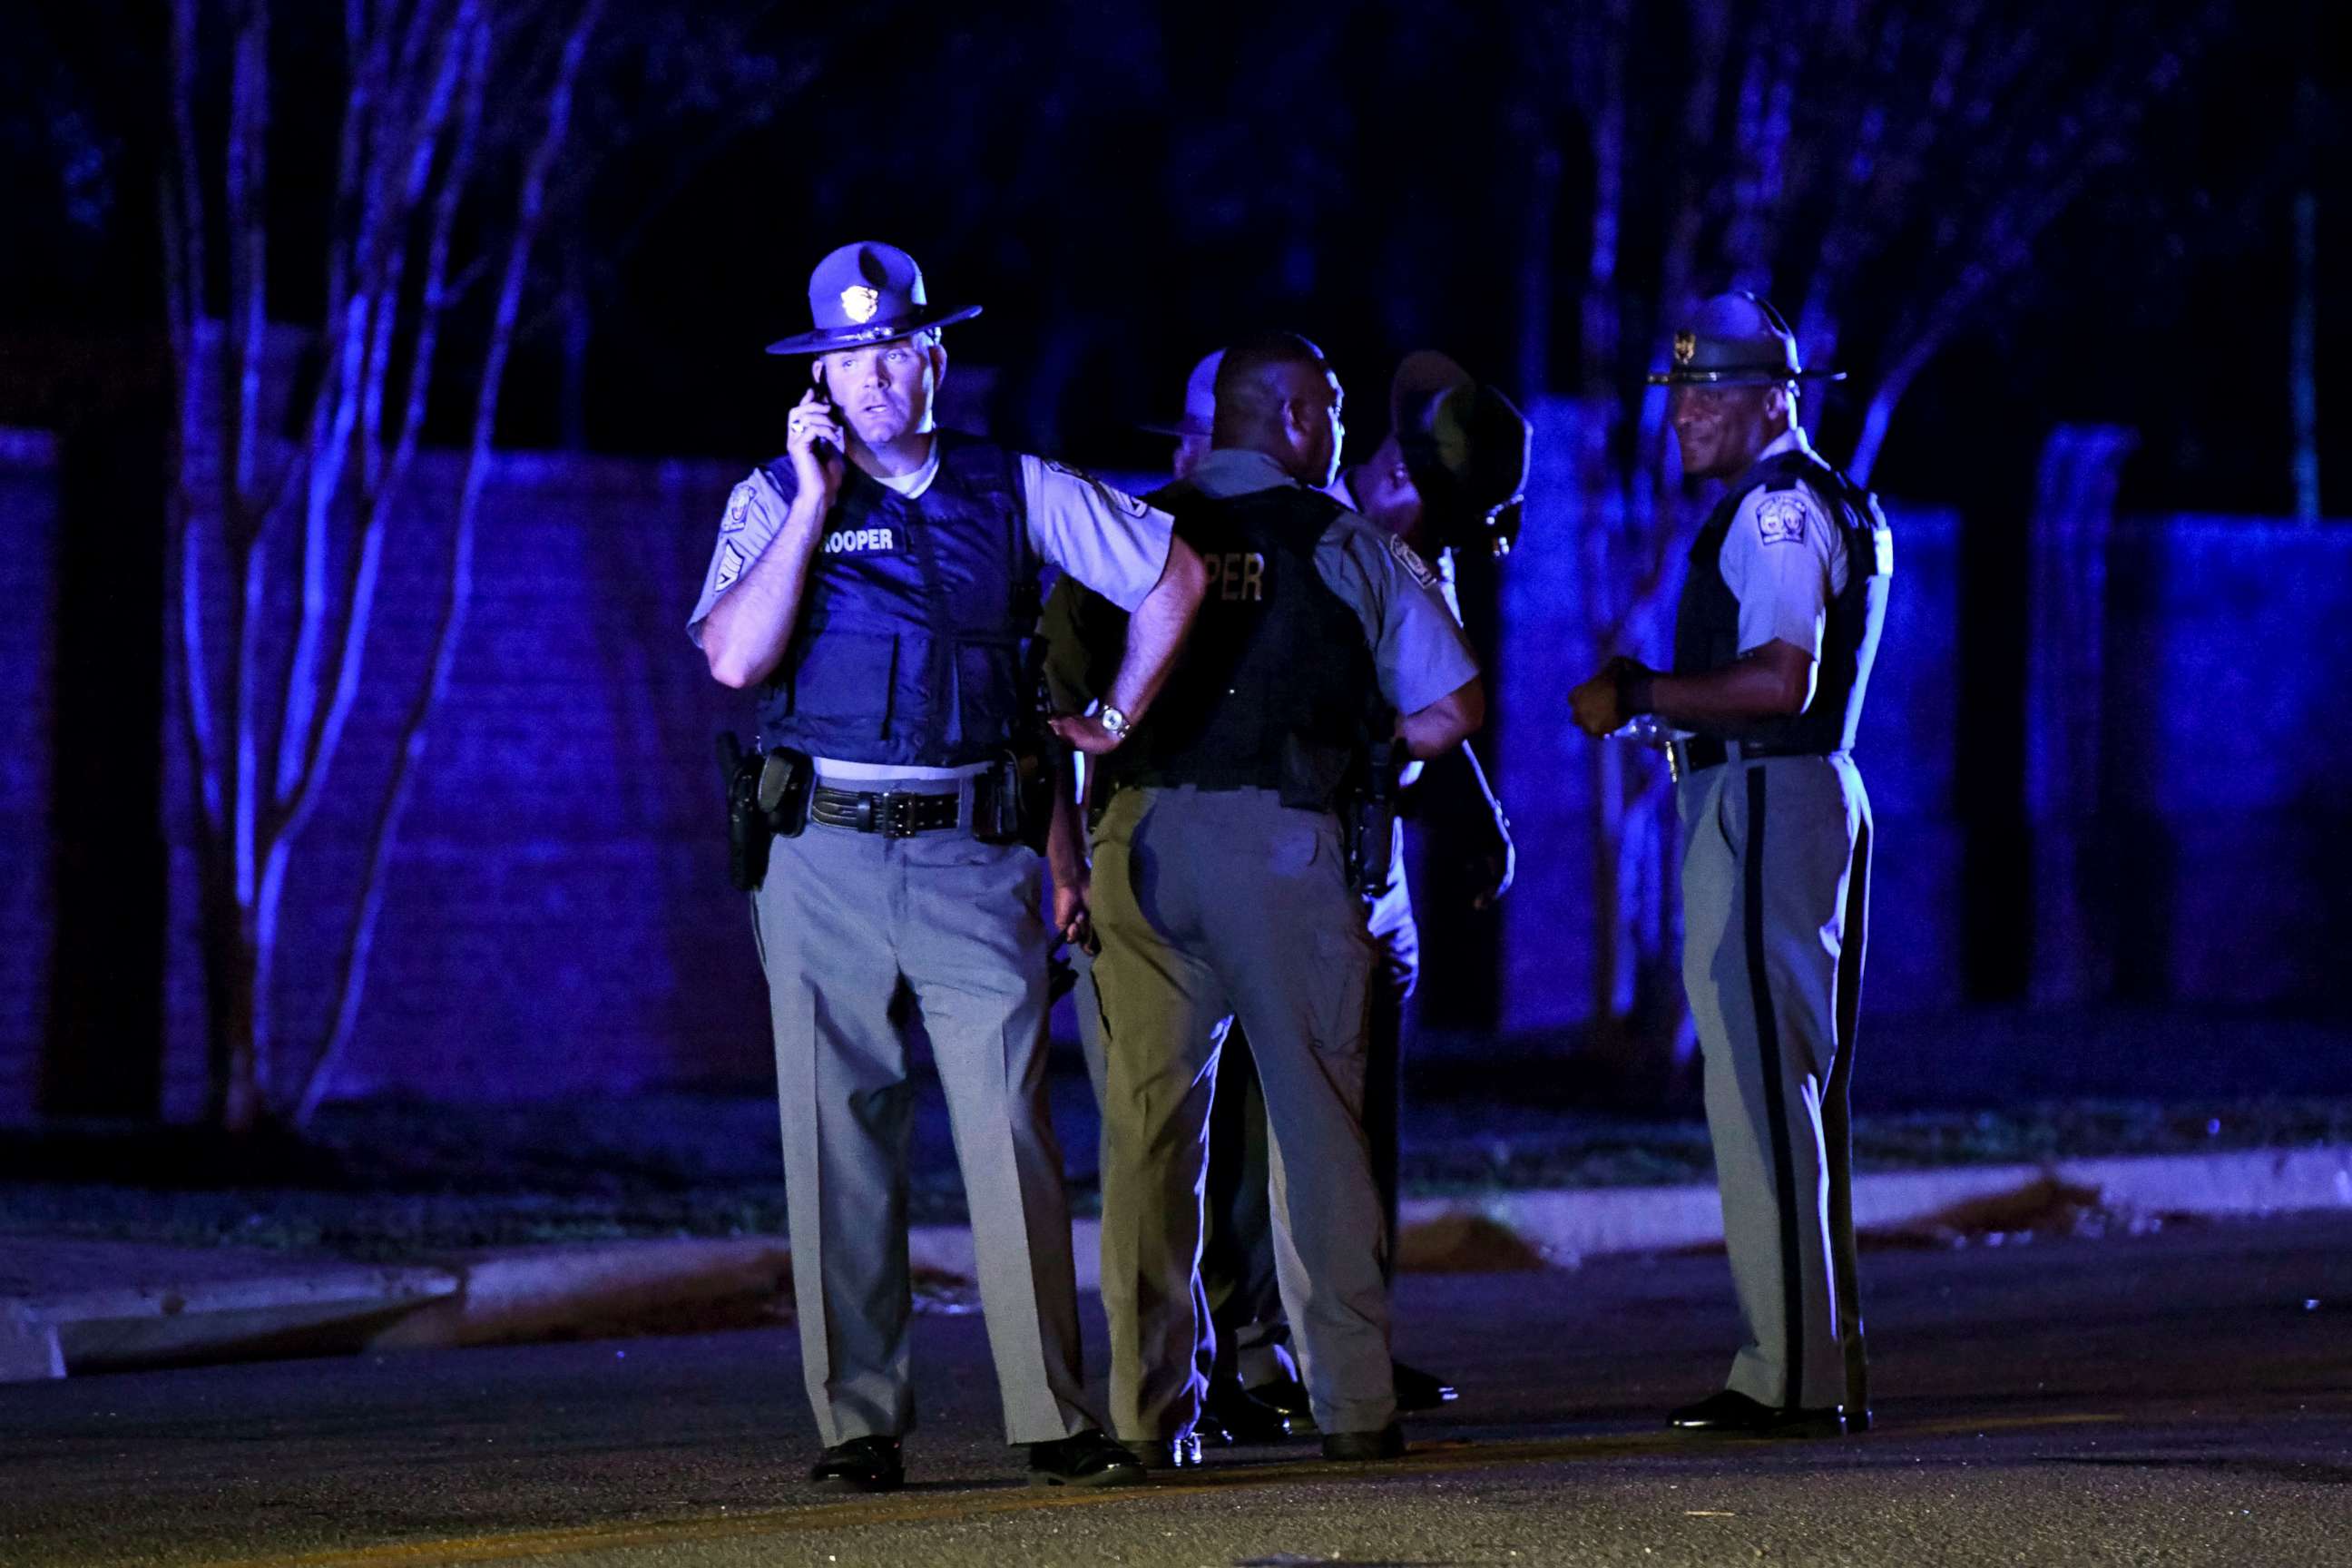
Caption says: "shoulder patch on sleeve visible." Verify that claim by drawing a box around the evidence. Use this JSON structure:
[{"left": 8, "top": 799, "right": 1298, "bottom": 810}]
[
  {"left": 1386, "top": 530, "right": 1440, "bottom": 590},
  {"left": 713, "top": 540, "right": 747, "bottom": 592},
  {"left": 1044, "top": 457, "right": 1152, "bottom": 520},
  {"left": 721, "top": 480, "right": 757, "bottom": 533},
  {"left": 1755, "top": 493, "right": 1809, "bottom": 547}
]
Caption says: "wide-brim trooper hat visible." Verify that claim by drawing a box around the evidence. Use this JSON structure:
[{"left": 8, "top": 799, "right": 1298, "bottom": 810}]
[
  {"left": 1646, "top": 289, "right": 1847, "bottom": 387},
  {"left": 764, "top": 241, "right": 982, "bottom": 356},
  {"left": 1138, "top": 349, "right": 1223, "bottom": 438},
  {"left": 1390, "top": 351, "right": 1534, "bottom": 558}
]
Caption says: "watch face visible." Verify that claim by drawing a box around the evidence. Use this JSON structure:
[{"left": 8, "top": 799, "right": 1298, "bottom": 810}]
[{"left": 1100, "top": 705, "right": 1130, "bottom": 735}]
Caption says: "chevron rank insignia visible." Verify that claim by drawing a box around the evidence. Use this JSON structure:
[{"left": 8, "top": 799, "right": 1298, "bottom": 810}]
[{"left": 713, "top": 541, "right": 747, "bottom": 592}]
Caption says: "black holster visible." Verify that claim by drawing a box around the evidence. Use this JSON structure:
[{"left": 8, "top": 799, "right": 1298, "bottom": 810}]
[
  {"left": 975, "top": 744, "right": 1053, "bottom": 854},
  {"left": 719, "top": 732, "right": 811, "bottom": 892},
  {"left": 1340, "top": 740, "right": 1402, "bottom": 901}
]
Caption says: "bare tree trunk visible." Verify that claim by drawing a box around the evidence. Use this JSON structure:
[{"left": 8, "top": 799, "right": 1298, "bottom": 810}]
[
  {"left": 2290, "top": 61, "right": 2320, "bottom": 523},
  {"left": 299, "top": 0, "right": 607, "bottom": 1123}
]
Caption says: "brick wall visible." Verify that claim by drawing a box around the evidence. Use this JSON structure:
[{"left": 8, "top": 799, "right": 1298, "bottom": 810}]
[
  {"left": 158, "top": 449, "right": 772, "bottom": 1115},
  {"left": 0, "top": 431, "right": 60, "bottom": 1125},
  {"left": 2100, "top": 517, "right": 2352, "bottom": 1007},
  {"left": 5, "top": 420, "right": 2347, "bottom": 1122}
]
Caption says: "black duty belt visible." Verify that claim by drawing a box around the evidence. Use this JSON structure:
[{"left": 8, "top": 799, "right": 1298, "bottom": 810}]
[
  {"left": 808, "top": 783, "right": 965, "bottom": 837},
  {"left": 1667, "top": 737, "right": 1840, "bottom": 781}
]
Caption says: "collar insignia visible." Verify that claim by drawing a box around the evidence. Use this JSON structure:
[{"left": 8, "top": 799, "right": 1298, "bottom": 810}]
[{"left": 840, "top": 285, "right": 881, "bottom": 325}]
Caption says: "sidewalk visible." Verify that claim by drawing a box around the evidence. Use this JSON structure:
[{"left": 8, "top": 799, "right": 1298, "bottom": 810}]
[
  {"left": 6, "top": 1004, "right": 2350, "bottom": 1383},
  {"left": 6, "top": 1142, "right": 2348, "bottom": 1383}
]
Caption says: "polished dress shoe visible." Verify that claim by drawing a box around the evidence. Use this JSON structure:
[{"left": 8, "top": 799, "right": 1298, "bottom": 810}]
[
  {"left": 1122, "top": 1430, "right": 1205, "bottom": 1470},
  {"left": 808, "top": 1435, "right": 905, "bottom": 1492},
  {"left": 1246, "top": 1376, "right": 1318, "bottom": 1436},
  {"left": 1202, "top": 1381, "right": 1299, "bottom": 1445},
  {"left": 1392, "top": 1359, "right": 1457, "bottom": 1411},
  {"left": 1669, "top": 1389, "right": 1848, "bottom": 1438},
  {"left": 1320, "top": 1424, "right": 1406, "bottom": 1462},
  {"left": 1027, "top": 1428, "right": 1146, "bottom": 1486}
]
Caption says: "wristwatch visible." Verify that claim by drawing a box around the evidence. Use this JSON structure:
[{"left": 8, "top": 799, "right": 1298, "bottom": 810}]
[{"left": 1096, "top": 703, "right": 1131, "bottom": 740}]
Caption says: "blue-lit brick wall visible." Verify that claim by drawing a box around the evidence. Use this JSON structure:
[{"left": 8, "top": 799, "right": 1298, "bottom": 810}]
[
  {"left": 0, "top": 431, "right": 59, "bottom": 1125},
  {"left": 5, "top": 426, "right": 2348, "bottom": 1120},
  {"left": 156, "top": 450, "right": 772, "bottom": 1115},
  {"left": 2099, "top": 518, "right": 2352, "bottom": 1006}
]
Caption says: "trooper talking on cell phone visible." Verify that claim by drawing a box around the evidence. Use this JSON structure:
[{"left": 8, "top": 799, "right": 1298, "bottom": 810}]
[
  {"left": 687, "top": 241, "right": 1207, "bottom": 1493},
  {"left": 1569, "top": 290, "right": 1892, "bottom": 1441}
]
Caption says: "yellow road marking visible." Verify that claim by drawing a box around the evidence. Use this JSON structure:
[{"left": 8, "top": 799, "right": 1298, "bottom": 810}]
[{"left": 186, "top": 1409, "right": 2184, "bottom": 1568}]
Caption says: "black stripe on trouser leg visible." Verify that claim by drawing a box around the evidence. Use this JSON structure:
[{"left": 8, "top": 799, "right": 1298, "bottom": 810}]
[
  {"left": 1833, "top": 818, "right": 1871, "bottom": 1064},
  {"left": 1742, "top": 766, "right": 1805, "bottom": 1410}
]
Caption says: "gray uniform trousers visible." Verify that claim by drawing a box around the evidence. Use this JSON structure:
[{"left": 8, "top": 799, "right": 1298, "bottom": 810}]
[
  {"left": 1074, "top": 818, "right": 1416, "bottom": 1391},
  {"left": 753, "top": 812, "right": 1103, "bottom": 1446},
  {"left": 1089, "top": 784, "right": 1396, "bottom": 1440},
  {"left": 1678, "top": 751, "right": 1873, "bottom": 1413}
]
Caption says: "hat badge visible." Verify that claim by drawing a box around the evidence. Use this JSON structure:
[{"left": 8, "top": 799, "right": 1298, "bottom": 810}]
[
  {"left": 1673, "top": 331, "right": 1697, "bottom": 367},
  {"left": 840, "top": 285, "right": 881, "bottom": 325}
]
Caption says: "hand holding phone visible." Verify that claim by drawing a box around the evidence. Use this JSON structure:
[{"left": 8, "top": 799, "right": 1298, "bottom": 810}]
[{"left": 784, "top": 388, "right": 847, "bottom": 513}]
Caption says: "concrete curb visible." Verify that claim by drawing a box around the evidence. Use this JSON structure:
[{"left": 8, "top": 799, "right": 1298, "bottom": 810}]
[
  {"left": 1383, "top": 1145, "right": 2352, "bottom": 1268},
  {"left": 916, "top": 1145, "right": 2352, "bottom": 1289},
  {"left": 2, "top": 1301, "right": 65, "bottom": 1381},
  {"left": 368, "top": 1238, "right": 793, "bottom": 1352},
  {"left": 5, "top": 1145, "right": 2346, "bottom": 1380},
  {"left": 29, "top": 1262, "right": 461, "bottom": 1377}
]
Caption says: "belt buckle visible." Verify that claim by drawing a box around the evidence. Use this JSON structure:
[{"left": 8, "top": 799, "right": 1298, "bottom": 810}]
[{"left": 877, "top": 792, "right": 923, "bottom": 838}]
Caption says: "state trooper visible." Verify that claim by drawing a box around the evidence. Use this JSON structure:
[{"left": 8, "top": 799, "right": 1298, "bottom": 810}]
[
  {"left": 1061, "top": 350, "right": 1526, "bottom": 1437},
  {"left": 1570, "top": 290, "right": 1892, "bottom": 1438},
  {"left": 689, "top": 241, "right": 1207, "bottom": 1491},
  {"left": 1054, "top": 331, "right": 1485, "bottom": 1467}
]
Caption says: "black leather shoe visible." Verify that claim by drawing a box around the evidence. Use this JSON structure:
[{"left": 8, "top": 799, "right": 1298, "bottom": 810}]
[
  {"left": 1122, "top": 1429, "right": 1206, "bottom": 1471},
  {"left": 1027, "top": 1428, "right": 1147, "bottom": 1487},
  {"left": 1246, "top": 1376, "right": 1318, "bottom": 1436},
  {"left": 1669, "top": 1389, "right": 1847, "bottom": 1438},
  {"left": 1203, "top": 1381, "right": 1298, "bottom": 1445},
  {"left": 1392, "top": 1359, "right": 1457, "bottom": 1411},
  {"left": 1320, "top": 1424, "right": 1406, "bottom": 1462},
  {"left": 808, "top": 1435, "right": 904, "bottom": 1492}
]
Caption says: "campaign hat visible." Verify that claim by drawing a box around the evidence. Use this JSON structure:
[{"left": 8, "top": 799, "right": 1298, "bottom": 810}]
[
  {"left": 1647, "top": 289, "right": 1845, "bottom": 387},
  {"left": 1390, "top": 351, "right": 1533, "bottom": 558},
  {"left": 1138, "top": 349, "right": 1223, "bottom": 438},
  {"left": 764, "top": 241, "right": 982, "bottom": 356}
]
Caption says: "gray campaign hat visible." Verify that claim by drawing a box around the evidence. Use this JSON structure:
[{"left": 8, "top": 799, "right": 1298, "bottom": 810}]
[
  {"left": 1647, "top": 289, "right": 1846, "bottom": 387},
  {"left": 1138, "top": 349, "right": 1222, "bottom": 438},
  {"left": 764, "top": 241, "right": 982, "bottom": 356}
]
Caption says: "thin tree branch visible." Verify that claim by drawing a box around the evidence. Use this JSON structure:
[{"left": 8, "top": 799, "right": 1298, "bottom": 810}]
[{"left": 299, "top": 0, "right": 607, "bottom": 1124}]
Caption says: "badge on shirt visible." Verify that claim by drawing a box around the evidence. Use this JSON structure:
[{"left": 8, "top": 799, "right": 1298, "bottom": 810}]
[
  {"left": 713, "top": 540, "right": 747, "bottom": 592},
  {"left": 1387, "top": 531, "right": 1440, "bottom": 590},
  {"left": 1756, "top": 494, "right": 1809, "bottom": 547}
]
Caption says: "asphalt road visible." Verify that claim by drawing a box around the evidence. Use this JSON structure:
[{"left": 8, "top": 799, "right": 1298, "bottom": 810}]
[{"left": 2, "top": 1214, "right": 2346, "bottom": 1568}]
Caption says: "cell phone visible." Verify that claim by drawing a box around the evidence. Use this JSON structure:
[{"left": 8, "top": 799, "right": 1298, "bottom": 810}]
[{"left": 808, "top": 372, "right": 844, "bottom": 463}]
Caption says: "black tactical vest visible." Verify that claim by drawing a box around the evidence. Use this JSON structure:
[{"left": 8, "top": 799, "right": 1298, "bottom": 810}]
[
  {"left": 755, "top": 432, "right": 1037, "bottom": 766},
  {"left": 1672, "top": 445, "right": 1893, "bottom": 754},
  {"left": 1107, "top": 483, "right": 1386, "bottom": 809}
]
